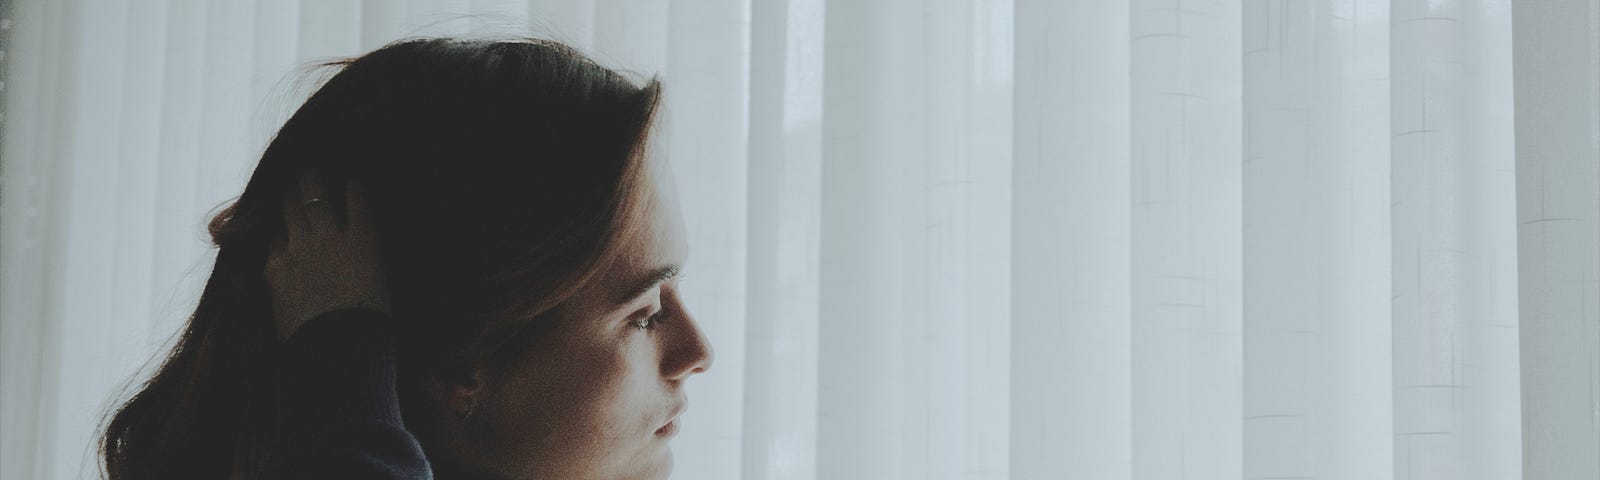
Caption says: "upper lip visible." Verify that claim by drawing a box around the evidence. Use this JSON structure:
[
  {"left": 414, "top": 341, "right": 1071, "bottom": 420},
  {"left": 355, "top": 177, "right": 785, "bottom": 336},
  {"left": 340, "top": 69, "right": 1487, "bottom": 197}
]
[{"left": 663, "top": 400, "right": 687, "bottom": 427}]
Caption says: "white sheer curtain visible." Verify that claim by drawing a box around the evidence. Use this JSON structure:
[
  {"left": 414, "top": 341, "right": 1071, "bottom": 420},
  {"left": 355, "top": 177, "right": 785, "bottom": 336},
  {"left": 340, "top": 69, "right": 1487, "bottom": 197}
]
[{"left": 2, "top": 1, "right": 1597, "bottom": 479}]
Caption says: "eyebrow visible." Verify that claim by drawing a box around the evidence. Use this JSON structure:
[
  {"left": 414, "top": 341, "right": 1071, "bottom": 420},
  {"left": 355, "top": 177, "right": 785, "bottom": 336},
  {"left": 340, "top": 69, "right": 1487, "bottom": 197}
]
[{"left": 618, "top": 264, "right": 682, "bottom": 306}]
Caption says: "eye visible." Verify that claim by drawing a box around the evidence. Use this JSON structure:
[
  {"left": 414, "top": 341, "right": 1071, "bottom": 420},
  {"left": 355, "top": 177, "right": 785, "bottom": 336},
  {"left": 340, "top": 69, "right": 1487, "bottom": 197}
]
[
  {"left": 632, "top": 309, "right": 666, "bottom": 331},
  {"left": 629, "top": 277, "right": 682, "bottom": 332}
]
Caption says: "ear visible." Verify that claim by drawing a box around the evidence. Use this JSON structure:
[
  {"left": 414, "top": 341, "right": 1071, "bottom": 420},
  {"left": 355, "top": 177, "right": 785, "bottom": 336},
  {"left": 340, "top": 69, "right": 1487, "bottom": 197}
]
[{"left": 426, "top": 362, "right": 488, "bottom": 420}]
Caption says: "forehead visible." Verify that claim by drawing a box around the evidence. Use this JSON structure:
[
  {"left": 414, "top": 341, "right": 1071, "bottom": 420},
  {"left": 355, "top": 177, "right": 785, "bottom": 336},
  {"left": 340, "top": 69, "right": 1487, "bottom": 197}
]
[{"left": 575, "top": 180, "right": 687, "bottom": 309}]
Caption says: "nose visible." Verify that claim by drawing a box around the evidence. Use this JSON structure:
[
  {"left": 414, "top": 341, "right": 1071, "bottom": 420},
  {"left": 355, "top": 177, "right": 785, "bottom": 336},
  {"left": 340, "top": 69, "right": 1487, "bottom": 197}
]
[{"left": 664, "top": 302, "right": 714, "bottom": 380}]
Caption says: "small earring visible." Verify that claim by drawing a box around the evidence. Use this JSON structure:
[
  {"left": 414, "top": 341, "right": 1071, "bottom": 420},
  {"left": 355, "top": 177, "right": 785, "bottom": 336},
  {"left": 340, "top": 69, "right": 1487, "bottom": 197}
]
[{"left": 455, "top": 402, "right": 475, "bottom": 421}]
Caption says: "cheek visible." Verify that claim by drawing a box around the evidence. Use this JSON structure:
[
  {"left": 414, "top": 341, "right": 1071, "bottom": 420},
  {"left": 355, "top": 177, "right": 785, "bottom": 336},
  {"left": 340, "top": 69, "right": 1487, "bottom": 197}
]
[{"left": 486, "top": 333, "right": 664, "bottom": 476}]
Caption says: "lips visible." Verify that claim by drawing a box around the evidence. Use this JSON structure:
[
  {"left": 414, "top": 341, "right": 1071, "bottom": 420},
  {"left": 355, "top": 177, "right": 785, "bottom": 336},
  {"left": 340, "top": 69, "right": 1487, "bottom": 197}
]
[
  {"left": 655, "top": 419, "right": 679, "bottom": 436},
  {"left": 657, "top": 400, "right": 687, "bottom": 436}
]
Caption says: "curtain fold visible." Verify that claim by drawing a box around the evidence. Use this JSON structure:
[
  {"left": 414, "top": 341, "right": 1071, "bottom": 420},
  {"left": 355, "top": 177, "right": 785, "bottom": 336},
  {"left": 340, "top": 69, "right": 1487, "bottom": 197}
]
[
  {"left": 743, "top": 0, "right": 823, "bottom": 479},
  {"left": 1128, "top": 1, "right": 1244, "bottom": 478},
  {"left": 1243, "top": 1, "right": 1399, "bottom": 478},
  {"left": 1, "top": 1, "right": 1595, "bottom": 479},
  {"left": 1012, "top": 0, "right": 1130, "bottom": 478},
  {"left": 1514, "top": 0, "right": 1600, "bottom": 478},
  {"left": 1391, "top": 0, "right": 1523, "bottom": 477}
]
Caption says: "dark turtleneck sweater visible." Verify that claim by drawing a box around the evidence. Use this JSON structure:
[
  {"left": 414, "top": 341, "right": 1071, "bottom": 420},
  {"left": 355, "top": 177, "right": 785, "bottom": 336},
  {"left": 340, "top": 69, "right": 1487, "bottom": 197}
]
[{"left": 267, "top": 307, "right": 491, "bottom": 479}]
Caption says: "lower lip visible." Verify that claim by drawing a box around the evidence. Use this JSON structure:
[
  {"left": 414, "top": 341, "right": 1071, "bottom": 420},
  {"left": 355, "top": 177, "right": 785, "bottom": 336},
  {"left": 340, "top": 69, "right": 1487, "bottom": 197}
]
[{"left": 656, "top": 419, "right": 678, "bottom": 437}]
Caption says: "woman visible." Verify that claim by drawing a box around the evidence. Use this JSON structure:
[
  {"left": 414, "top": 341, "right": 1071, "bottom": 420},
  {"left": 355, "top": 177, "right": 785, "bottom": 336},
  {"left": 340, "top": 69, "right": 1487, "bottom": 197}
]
[{"left": 99, "top": 37, "right": 714, "bottom": 479}]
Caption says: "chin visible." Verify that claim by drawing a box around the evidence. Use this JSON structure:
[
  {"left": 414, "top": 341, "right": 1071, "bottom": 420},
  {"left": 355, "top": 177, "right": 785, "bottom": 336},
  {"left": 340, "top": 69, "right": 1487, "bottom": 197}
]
[
  {"left": 654, "top": 447, "right": 675, "bottom": 478},
  {"left": 614, "top": 445, "right": 674, "bottom": 480},
  {"left": 640, "top": 447, "right": 674, "bottom": 480}
]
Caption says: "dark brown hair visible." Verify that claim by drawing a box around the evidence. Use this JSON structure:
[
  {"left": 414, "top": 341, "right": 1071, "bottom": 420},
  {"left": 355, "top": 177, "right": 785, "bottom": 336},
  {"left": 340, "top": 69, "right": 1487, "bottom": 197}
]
[{"left": 99, "top": 37, "right": 662, "bottom": 479}]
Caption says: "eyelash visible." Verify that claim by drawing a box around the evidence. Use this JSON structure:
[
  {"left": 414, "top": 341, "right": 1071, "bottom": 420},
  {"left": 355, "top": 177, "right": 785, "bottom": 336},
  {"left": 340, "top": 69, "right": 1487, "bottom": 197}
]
[
  {"left": 631, "top": 274, "right": 683, "bottom": 332},
  {"left": 633, "top": 309, "right": 666, "bottom": 331}
]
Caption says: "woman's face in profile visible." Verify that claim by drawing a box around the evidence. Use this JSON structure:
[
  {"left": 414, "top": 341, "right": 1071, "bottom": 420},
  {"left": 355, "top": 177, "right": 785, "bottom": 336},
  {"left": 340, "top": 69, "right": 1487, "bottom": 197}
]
[{"left": 452, "top": 171, "right": 713, "bottom": 479}]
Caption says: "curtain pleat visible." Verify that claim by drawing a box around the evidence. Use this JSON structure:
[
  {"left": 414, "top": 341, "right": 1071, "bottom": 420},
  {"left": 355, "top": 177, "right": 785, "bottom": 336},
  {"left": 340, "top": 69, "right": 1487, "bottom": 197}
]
[
  {"left": 0, "top": 1, "right": 62, "bottom": 478},
  {"left": 148, "top": 0, "right": 211, "bottom": 347},
  {"left": 1129, "top": 1, "right": 1245, "bottom": 478},
  {"left": 1243, "top": 1, "right": 1395, "bottom": 479},
  {"left": 52, "top": 0, "right": 135, "bottom": 475},
  {"left": 1012, "top": 0, "right": 1131, "bottom": 477},
  {"left": 1391, "top": 0, "right": 1523, "bottom": 478},
  {"left": 817, "top": 1, "right": 917, "bottom": 476},
  {"left": 1514, "top": 0, "right": 1600, "bottom": 478},
  {"left": 743, "top": 1, "right": 823, "bottom": 479}
]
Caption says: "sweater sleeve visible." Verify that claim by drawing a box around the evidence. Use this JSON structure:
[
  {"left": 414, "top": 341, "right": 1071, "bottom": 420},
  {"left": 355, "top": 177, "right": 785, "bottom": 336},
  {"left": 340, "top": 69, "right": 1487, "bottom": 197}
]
[{"left": 264, "top": 307, "right": 433, "bottom": 479}]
